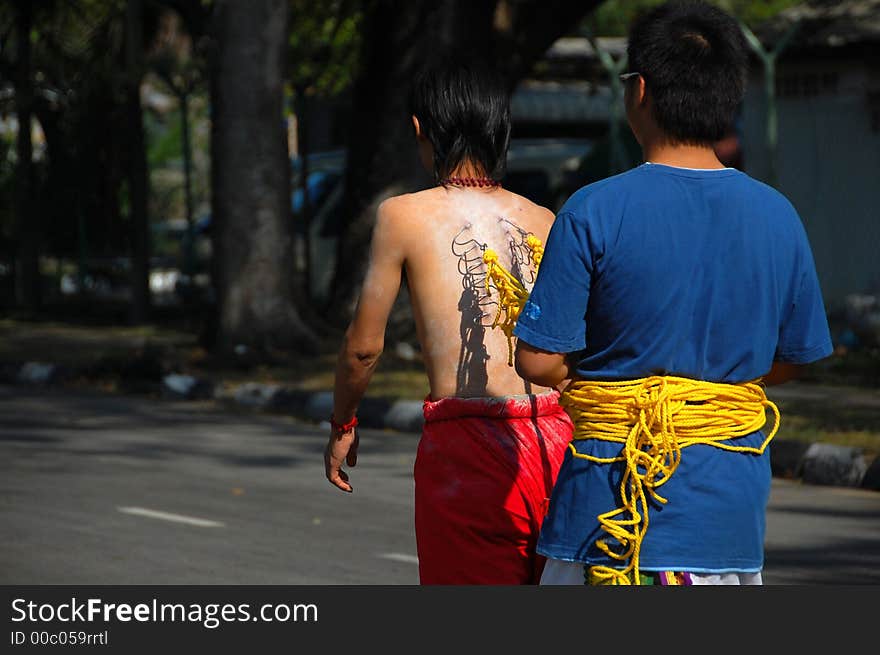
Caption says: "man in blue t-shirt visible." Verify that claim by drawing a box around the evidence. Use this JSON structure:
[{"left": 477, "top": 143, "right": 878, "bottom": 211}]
[{"left": 512, "top": 0, "right": 833, "bottom": 585}]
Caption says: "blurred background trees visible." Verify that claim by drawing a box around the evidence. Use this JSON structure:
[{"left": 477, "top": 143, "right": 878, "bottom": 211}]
[
  {"left": 0, "top": 0, "right": 833, "bottom": 362},
  {"left": 587, "top": 0, "right": 802, "bottom": 35}
]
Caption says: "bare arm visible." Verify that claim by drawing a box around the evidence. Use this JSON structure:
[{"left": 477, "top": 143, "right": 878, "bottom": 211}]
[
  {"left": 514, "top": 340, "right": 572, "bottom": 389},
  {"left": 763, "top": 361, "right": 803, "bottom": 386},
  {"left": 324, "top": 202, "right": 405, "bottom": 492}
]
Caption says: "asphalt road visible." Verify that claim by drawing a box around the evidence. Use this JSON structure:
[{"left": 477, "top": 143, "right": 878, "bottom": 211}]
[{"left": 2, "top": 385, "right": 879, "bottom": 585}]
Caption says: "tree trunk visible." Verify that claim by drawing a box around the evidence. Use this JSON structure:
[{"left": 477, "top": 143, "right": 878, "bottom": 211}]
[
  {"left": 330, "top": 0, "right": 605, "bottom": 320},
  {"left": 13, "top": 0, "right": 38, "bottom": 313},
  {"left": 493, "top": 0, "right": 606, "bottom": 85},
  {"left": 330, "top": 0, "right": 495, "bottom": 320},
  {"left": 180, "top": 91, "right": 196, "bottom": 277},
  {"left": 208, "top": 0, "right": 316, "bottom": 355},
  {"left": 126, "top": 0, "right": 152, "bottom": 324},
  {"left": 294, "top": 85, "right": 312, "bottom": 301}
]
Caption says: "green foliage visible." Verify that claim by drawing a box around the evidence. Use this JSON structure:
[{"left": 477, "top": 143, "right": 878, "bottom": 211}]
[
  {"left": 586, "top": 0, "right": 803, "bottom": 36},
  {"left": 720, "top": 0, "right": 805, "bottom": 26},
  {"left": 143, "top": 90, "right": 212, "bottom": 225},
  {"left": 146, "top": 108, "right": 183, "bottom": 169},
  {"left": 587, "top": 0, "right": 660, "bottom": 35},
  {"left": 288, "top": 0, "right": 362, "bottom": 96}
]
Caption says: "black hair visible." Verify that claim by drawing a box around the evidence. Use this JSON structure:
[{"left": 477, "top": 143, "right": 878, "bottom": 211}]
[
  {"left": 627, "top": 0, "right": 748, "bottom": 144},
  {"left": 408, "top": 58, "right": 511, "bottom": 183}
]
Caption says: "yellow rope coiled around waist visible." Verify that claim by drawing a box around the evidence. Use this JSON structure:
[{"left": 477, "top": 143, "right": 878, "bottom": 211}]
[
  {"left": 482, "top": 234, "right": 544, "bottom": 365},
  {"left": 560, "top": 375, "right": 780, "bottom": 585}
]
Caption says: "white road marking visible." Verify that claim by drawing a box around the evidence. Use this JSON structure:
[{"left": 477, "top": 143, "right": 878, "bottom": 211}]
[
  {"left": 117, "top": 506, "right": 225, "bottom": 528},
  {"left": 379, "top": 552, "right": 419, "bottom": 565}
]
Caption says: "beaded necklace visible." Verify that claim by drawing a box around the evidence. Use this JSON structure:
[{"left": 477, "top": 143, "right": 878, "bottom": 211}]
[{"left": 439, "top": 176, "right": 502, "bottom": 188}]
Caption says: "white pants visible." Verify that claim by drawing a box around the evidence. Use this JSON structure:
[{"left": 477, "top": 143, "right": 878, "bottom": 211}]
[{"left": 540, "top": 558, "right": 763, "bottom": 585}]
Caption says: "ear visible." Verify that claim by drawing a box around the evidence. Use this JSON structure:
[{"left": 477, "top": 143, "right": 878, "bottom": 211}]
[
  {"left": 412, "top": 115, "right": 422, "bottom": 138},
  {"left": 635, "top": 75, "right": 648, "bottom": 107}
]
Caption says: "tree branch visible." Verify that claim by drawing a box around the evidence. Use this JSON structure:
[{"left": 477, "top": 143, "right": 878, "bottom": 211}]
[{"left": 493, "top": 0, "right": 605, "bottom": 85}]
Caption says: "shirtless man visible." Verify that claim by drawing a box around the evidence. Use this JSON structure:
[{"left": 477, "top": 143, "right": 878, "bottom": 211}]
[{"left": 324, "top": 59, "right": 573, "bottom": 585}]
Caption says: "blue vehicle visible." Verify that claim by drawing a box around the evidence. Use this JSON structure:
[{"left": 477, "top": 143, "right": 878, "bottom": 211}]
[{"left": 290, "top": 149, "right": 347, "bottom": 227}]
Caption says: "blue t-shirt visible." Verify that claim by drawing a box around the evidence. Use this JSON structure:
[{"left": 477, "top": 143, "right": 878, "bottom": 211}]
[{"left": 514, "top": 163, "right": 833, "bottom": 572}]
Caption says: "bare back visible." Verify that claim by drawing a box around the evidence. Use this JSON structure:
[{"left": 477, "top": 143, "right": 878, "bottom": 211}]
[{"left": 379, "top": 186, "right": 555, "bottom": 399}]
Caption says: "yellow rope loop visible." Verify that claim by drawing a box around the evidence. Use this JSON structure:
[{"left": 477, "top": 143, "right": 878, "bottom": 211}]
[
  {"left": 561, "top": 375, "right": 780, "bottom": 585},
  {"left": 526, "top": 234, "right": 544, "bottom": 267},
  {"left": 481, "top": 236, "right": 544, "bottom": 365}
]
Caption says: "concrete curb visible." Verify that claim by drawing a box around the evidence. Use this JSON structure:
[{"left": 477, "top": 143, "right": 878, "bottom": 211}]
[
  {"left": 210, "top": 383, "right": 425, "bottom": 431},
  {"left": 800, "top": 443, "right": 869, "bottom": 487},
  {"left": 5, "top": 360, "right": 876, "bottom": 491}
]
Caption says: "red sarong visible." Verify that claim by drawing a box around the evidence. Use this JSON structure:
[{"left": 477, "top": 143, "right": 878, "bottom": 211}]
[{"left": 415, "top": 391, "right": 573, "bottom": 584}]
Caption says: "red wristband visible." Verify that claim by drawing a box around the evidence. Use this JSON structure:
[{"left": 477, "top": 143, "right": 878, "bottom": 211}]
[{"left": 330, "top": 415, "right": 358, "bottom": 433}]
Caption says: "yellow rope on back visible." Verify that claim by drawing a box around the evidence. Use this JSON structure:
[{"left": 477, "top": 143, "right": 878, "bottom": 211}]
[
  {"left": 482, "top": 234, "right": 543, "bottom": 365},
  {"left": 561, "top": 375, "right": 780, "bottom": 585},
  {"left": 525, "top": 234, "right": 544, "bottom": 267}
]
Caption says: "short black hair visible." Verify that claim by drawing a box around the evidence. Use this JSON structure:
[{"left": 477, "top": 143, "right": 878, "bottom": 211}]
[
  {"left": 408, "top": 58, "right": 511, "bottom": 183},
  {"left": 627, "top": 0, "right": 747, "bottom": 144}
]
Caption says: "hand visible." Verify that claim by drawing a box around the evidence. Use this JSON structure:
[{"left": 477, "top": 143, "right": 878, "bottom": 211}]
[{"left": 324, "top": 425, "right": 359, "bottom": 493}]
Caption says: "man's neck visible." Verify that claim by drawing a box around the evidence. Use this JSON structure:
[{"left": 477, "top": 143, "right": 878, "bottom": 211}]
[
  {"left": 446, "top": 162, "right": 490, "bottom": 179},
  {"left": 641, "top": 140, "right": 725, "bottom": 170}
]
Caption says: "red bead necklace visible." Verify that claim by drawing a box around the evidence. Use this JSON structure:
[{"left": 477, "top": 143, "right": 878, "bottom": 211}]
[{"left": 440, "top": 176, "right": 502, "bottom": 188}]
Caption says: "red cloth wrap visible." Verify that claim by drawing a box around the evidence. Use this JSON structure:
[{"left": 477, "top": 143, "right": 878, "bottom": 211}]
[{"left": 415, "top": 390, "right": 573, "bottom": 584}]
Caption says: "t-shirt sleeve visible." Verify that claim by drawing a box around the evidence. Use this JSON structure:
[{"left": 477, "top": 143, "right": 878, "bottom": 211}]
[
  {"left": 513, "top": 211, "right": 593, "bottom": 353},
  {"left": 775, "top": 226, "right": 834, "bottom": 364}
]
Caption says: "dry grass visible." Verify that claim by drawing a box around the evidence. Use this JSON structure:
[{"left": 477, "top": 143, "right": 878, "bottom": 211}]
[{"left": 770, "top": 391, "right": 880, "bottom": 459}]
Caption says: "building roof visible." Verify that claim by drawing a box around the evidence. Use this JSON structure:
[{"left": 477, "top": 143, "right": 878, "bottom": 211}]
[
  {"left": 511, "top": 80, "right": 613, "bottom": 125},
  {"left": 543, "top": 36, "right": 628, "bottom": 60},
  {"left": 757, "top": 0, "right": 880, "bottom": 50},
  {"left": 538, "top": 4, "right": 880, "bottom": 63},
  {"left": 533, "top": 37, "right": 628, "bottom": 84}
]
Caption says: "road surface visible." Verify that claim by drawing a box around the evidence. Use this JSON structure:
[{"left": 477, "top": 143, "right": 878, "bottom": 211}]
[{"left": 2, "top": 385, "right": 878, "bottom": 585}]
